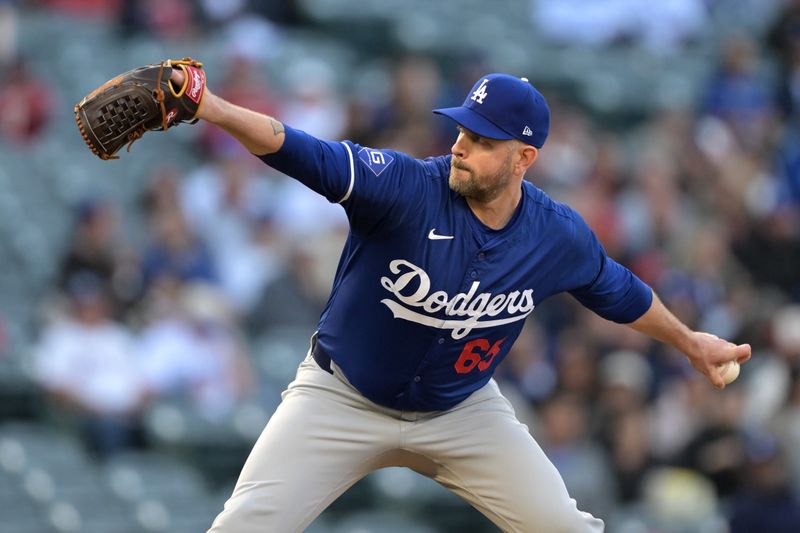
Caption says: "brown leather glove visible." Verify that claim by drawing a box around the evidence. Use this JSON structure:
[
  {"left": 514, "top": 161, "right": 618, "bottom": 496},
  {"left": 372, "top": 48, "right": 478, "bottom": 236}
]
[{"left": 74, "top": 58, "right": 206, "bottom": 160}]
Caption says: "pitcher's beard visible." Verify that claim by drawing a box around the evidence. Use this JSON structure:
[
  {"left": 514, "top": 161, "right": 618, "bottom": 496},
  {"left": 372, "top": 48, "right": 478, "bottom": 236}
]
[{"left": 449, "top": 157, "right": 513, "bottom": 203}]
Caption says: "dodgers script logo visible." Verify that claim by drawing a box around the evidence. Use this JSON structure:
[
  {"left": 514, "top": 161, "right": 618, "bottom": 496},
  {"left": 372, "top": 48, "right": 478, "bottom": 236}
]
[{"left": 380, "top": 259, "right": 535, "bottom": 339}]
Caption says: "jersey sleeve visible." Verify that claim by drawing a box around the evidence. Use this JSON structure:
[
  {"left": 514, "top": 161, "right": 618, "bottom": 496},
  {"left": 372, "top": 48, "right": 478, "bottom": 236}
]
[
  {"left": 560, "top": 210, "right": 653, "bottom": 323},
  {"left": 257, "top": 125, "right": 428, "bottom": 234}
]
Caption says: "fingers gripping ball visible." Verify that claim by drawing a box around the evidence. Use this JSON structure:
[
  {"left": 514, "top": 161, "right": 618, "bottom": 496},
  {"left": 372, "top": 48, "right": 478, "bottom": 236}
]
[
  {"left": 717, "top": 360, "right": 740, "bottom": 385},
  {"left": 74, "top": 58, "right": 205, "bottom": 160}
]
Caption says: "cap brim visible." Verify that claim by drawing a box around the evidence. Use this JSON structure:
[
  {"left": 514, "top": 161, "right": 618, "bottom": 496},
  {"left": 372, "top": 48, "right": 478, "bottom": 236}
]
[{"left": 433, "top": 106, "right": 514, "bottom": 140}]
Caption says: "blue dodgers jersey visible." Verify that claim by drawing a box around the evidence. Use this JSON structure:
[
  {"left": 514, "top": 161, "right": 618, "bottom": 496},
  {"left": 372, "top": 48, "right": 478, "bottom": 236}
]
[{"left": 260, "top": 126, "right": 653, "bottom": 412}]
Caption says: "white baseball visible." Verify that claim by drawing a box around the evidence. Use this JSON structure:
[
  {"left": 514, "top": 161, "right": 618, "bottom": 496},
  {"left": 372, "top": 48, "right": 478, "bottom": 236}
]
[{"left": 717, "top": 360, "right": 740, "bottom": 385}]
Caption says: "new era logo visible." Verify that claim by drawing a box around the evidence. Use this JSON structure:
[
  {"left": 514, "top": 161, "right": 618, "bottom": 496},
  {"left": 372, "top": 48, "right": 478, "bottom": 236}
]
[{"left": 522, "top": 126, "right": 533, "bottom": 137}]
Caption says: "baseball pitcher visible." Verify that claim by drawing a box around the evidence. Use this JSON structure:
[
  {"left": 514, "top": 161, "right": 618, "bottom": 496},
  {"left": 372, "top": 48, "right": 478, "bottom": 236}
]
[{"left": 76, "top": 63, "right": 752, "bottom": 532}]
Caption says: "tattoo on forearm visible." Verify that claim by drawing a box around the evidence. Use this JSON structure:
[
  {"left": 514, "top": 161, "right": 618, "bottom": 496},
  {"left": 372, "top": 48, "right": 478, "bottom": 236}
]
[{"left": 269, "top": 118, "right": 285, "bottom": 136}]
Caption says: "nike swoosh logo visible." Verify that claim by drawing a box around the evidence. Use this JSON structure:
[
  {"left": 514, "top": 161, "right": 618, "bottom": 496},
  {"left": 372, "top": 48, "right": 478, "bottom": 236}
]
[{"left": 428, "top": 229, "right": 454, "bottom": 240}]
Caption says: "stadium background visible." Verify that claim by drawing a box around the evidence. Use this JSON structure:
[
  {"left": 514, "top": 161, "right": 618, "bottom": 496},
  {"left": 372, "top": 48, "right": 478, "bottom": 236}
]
[{"left": 1, "top": 0, "right": 800, "bottom": 531}]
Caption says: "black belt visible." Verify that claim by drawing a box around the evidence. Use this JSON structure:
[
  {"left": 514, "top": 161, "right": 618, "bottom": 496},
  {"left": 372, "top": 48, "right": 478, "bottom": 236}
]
[{"left": 311, "top": 334, "right": 333, "bottom": 374}]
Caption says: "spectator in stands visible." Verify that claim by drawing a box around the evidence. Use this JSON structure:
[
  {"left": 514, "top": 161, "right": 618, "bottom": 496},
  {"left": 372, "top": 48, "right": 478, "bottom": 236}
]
[
  {"left": 245, "top": 237, "right": 336, "bottom": 335},
  {"left": 0, "top": 56, "right": 52, "bottom": 145},
  {"left": 563, "top": 134, "right": 627, "bottom": 258},
  {"left": 746, "top": 305, "right": 800, "bottom": 429},
  {"left": 234, "top": 210, "right": 287, "bottom": 312},
  {"left": 553, "top": 327, "right": 600, "bottom": 401},
  {"left": 767, "top": 0, "right": 800, "bottom": 119},
  {"left": 532, "top": 102, "right": 597, "bottom": 200},
  {"left": 729, "top": 433, "right": 800, "bottom": 533},
  {"left": 656, "top": 222, "right": 743, "bottom": 340},
  {"left": 117, "top": 0, "right": 196, "bottom": 40},
  {"left": 140, "top": 204, "right": 217, "bottom": 290},
  {"left": 140, "top": 165, "right": 184, "bottom": 214},
  {"left": 32, "top": 273, "right": 147, "bottom": 455},
  {"left": 137, "top": 282, "right": 254, "bottom": 419},
  {"left": 701, "top": 36, "right": 775, "bottom": 152},
  {"left": 678, "top": 383, "right": 748, "bottom": 499},
  {"left": 370, "top": 55, "right": 451, "bottom": 157},
  {"left": 649, "top": 374, "right": 711, "bottom": 460},
  {"left": 180, "top": 156, "right": 281, "bottom": 314},
  {"left": 772, "top": 123, "right": 800, "bottom": 211},
  {"left": 57, "top": 199, "right": 117, "bottom": 287},
  {"left": 596, "top": 350, "right": 653, "bottom": 423},
  {"left": 604, "top": 407, "right": 660, "bottom": 504},
  {"left": 56, "top": 198, "right": 140, "bottom": 318},
  {"left": 281, "top": 58, "right": 347, "bottom": 141},
  {"left": 732, "top": 203, "right": 800, "bottom": 296}
]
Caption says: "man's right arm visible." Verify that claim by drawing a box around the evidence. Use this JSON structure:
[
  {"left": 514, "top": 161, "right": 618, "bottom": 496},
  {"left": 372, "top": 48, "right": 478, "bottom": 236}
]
[{"left": 172, "top": 69, "right": 285, "bottom": 156}]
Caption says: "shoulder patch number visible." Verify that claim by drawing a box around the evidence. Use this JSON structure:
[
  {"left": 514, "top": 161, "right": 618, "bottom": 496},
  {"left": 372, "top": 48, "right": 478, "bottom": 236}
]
[{"left": 358, "top": 147, "right": 395, "bottom": 177}]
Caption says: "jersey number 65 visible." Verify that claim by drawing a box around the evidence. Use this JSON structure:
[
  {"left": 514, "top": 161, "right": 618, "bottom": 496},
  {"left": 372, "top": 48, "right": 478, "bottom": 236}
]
[{"left": 454, "top": 338, "right": 506, "bottom": 374}]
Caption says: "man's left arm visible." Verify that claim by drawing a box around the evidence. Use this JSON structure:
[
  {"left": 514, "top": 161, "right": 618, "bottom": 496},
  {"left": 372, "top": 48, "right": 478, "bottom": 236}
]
[
  {"left": 562, "top": 211, "right": 750, "bottom": 389},
  {"left": 628, "top": 291, "right": 751, "bottom": 389}
]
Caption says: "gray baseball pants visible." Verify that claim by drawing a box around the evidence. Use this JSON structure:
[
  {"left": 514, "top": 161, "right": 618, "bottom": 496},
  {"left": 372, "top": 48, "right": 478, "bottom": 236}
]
[{"left": 208, "top": 353, "right": 604, "bottom": 532}]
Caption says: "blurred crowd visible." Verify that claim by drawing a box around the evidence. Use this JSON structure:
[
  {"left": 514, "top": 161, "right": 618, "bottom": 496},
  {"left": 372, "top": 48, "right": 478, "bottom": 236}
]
[{"left": 3, "top": 0, "right": 800, "bottom": 531}]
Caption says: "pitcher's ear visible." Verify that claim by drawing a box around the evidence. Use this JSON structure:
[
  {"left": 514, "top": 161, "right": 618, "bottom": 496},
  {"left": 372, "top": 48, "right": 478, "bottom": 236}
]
[{"left": 518, "top": 144, "right": 538, "bottom": 171}]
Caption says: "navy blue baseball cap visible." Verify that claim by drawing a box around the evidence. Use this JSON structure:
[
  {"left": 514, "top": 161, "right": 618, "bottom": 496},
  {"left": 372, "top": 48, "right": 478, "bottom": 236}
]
[{"left": 434, "top": 73, "right": 550, "bottom": 148}]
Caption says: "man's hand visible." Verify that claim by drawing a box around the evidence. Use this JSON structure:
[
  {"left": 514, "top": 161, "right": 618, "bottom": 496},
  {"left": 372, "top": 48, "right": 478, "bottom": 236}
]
[
  {"left": 170, "top": 68, "right": 215, "bottom": 121},
  {"left": 628, "top": 291, "right": 751, "bottom": 389},
  {"left": 170, "top": 68, "right": 185, "bottom": 86},
  {"left": 685, "top": 332, "right": 751, "bottom": 389}
]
